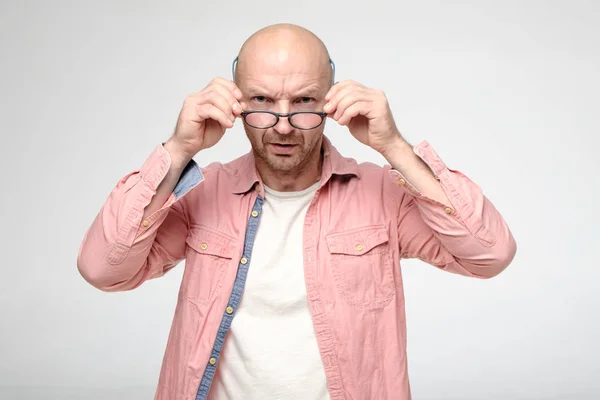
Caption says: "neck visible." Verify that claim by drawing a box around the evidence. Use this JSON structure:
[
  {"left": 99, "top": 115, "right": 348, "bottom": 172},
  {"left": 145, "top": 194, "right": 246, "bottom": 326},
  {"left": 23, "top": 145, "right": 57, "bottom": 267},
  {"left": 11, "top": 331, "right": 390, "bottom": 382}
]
[{"left": 255, "top": 147, "right": 323, "bottom": 192}]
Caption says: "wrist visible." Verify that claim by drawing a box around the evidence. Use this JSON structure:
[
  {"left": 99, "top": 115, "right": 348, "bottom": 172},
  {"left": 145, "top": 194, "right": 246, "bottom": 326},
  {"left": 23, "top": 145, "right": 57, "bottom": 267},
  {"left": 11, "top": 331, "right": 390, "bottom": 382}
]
[
  {"left": 163, "top": 139, "right": 194, "bottom": 170},
  {"left": 380, "top": 135, "right": 412, "bottom": 162}
]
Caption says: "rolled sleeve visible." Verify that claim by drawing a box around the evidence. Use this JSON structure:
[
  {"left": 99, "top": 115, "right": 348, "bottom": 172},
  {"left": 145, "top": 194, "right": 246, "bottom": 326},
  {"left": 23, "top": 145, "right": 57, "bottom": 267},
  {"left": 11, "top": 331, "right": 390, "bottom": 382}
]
[
  {"left": 78, "top": 144, "right": 204, "bottom": 291},
  {"left": 389, "top": 140, "right": 516, "bottom": 278}
]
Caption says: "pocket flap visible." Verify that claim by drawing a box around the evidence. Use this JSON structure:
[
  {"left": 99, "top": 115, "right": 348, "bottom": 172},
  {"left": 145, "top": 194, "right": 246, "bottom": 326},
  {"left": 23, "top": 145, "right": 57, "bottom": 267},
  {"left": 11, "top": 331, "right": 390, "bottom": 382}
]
[
  {"left": 186, "top": 226, "right": 236, "bottom": 259},
  {"left": 326, "top": 225, "right": 389, "bottom": 256}
]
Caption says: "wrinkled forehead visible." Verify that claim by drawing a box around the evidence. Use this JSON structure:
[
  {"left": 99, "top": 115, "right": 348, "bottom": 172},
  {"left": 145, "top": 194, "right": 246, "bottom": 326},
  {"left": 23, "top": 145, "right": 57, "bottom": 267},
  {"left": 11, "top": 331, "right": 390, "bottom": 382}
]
[{"left": 233, "top": 47, "right": 334, "bottom": 90}]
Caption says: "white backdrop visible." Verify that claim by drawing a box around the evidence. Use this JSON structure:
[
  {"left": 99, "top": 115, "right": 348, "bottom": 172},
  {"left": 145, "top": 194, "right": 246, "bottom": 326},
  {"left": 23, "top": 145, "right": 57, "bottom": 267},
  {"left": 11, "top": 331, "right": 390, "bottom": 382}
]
[{"left": 1, "top": 0, "right": 598, "bottom": 399}]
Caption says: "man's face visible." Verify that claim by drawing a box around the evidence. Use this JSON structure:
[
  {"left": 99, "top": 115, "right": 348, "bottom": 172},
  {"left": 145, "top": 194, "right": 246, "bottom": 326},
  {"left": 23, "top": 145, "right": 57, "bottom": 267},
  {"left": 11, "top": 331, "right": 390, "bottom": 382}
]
[{"left": 236, "top": 47, "right": 330, "bottom": 174}]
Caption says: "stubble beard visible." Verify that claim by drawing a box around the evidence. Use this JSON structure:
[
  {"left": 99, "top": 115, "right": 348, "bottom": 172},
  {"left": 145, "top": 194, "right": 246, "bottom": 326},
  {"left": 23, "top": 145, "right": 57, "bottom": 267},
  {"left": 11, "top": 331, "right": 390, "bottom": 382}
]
[{"left": 246, "top": 128, "right": 323, "bottom": 175}]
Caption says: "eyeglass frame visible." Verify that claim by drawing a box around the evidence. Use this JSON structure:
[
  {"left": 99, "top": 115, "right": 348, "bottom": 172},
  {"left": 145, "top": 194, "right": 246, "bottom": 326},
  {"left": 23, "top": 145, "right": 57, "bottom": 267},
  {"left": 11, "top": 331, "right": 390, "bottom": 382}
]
[{"left": 240, "top": 110, "right": 328, "bottom": 130}]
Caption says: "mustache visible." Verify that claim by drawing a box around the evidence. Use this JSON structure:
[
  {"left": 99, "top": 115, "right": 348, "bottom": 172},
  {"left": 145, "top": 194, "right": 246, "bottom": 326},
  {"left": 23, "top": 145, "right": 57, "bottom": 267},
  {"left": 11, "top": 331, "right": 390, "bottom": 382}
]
[{"left": 262, "top": 133, "right": 304, "bottom": 145}]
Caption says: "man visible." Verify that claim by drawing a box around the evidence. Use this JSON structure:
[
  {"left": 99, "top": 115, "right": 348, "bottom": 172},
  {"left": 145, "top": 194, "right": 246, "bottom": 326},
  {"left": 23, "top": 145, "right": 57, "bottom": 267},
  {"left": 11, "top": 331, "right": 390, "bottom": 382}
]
[{"left": 78, "top": 23, "right": 516, "bottom": 400}]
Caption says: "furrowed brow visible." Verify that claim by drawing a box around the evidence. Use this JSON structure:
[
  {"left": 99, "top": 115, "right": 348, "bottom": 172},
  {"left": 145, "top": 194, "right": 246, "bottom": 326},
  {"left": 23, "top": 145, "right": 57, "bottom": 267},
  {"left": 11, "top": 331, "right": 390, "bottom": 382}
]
[
  {"left": 243, "top": 85, "right": 323, "bottom": 98},
  {"left": 244, "top": 86, "right": 270, "bottom": 96},
  {"left": 293, "top": 86, "right": 322, "bottom": 97}
]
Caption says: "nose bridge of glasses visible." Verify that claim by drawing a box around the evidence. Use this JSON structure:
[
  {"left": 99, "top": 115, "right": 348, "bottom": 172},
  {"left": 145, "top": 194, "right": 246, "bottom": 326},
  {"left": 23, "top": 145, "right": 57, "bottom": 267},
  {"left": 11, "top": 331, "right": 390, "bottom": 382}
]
[
  {"left": 276, "top": 112, "right": 308, "bottom": 129},
  {"left": 273, "top": 112, "right": 294, "bottom": 133},
  {"left": 269, "top": 112, "right": 293, "bottom": 129}
]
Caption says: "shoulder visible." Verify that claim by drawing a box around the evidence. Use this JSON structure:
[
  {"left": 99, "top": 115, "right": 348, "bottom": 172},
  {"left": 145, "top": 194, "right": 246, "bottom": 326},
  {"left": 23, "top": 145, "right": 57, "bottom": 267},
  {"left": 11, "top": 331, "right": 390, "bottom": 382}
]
[
  {"left": 199, "top": 154, "right": 248, "bottom": 179},
  {"left": 356, "top": 160, "right": 392, "bottom": 177},
  {"left": 333, "top": 154, "right": 406, "bottom": 205},
  {"left": 334, "top": 152, "right": 395, "bottom": 185}
]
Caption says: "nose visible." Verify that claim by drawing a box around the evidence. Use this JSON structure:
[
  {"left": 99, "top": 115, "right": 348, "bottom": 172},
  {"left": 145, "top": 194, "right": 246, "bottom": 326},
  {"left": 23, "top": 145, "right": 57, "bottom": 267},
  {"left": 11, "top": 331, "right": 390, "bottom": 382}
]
[
  {"left": 272, "top": 102, "right": 293, "bottom": 135},
  {"left": 273, "top": 114, "right": 294, "bottom": 135}
]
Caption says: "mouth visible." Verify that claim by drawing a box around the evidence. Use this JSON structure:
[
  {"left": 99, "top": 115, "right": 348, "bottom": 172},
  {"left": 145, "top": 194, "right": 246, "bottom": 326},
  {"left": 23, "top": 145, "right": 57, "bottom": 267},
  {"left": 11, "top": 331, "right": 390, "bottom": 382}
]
[{"left": 268, "top": 143, "right": 299, "bottom": 154}]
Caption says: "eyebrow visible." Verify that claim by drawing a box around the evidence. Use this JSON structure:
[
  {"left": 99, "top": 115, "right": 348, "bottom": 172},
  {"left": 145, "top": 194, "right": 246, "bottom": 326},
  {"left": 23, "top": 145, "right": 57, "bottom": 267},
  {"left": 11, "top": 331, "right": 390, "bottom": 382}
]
[{"left": 244, "top": 85, "right": 323, "bottom": 98}]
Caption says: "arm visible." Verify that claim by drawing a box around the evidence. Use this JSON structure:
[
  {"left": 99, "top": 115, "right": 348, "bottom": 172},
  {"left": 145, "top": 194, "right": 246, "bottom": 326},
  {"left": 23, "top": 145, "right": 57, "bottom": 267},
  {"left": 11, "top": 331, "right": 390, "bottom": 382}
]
[
  {"left": 77, "top": 143, "right": 203, "bottom": 291},
  {"left": 321, "top": 79, "right": 516, "bottom": 276},
  {"left": 384, "top": 139, "right": 516, "bottom": 278},
  {"left": 77, "top": 77, "right": 245, "bottom": 291}
]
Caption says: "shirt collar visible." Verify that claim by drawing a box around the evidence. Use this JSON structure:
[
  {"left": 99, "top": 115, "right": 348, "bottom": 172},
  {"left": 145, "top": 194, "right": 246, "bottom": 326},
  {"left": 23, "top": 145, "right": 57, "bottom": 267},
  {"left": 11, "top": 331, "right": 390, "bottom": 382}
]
[{"left": 231, "top": 135, "right": 360, "bottom": 195}]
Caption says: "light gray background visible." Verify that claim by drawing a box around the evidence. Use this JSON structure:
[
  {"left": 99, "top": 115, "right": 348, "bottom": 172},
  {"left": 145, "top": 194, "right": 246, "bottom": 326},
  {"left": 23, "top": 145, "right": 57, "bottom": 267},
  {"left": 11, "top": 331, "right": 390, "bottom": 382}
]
[{"left": 1, "top": 0, "right": 598, "bottom": 399}]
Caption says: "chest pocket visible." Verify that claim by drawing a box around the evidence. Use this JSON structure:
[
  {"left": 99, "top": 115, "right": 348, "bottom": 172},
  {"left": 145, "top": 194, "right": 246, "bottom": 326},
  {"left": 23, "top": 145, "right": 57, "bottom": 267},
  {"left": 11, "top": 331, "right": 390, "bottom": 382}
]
[
  {"left": 326, "top": 225, "right": 395, "bottom": 310},
  {"left": 183, "top": 226, "right": 237, "bottom": 305}
]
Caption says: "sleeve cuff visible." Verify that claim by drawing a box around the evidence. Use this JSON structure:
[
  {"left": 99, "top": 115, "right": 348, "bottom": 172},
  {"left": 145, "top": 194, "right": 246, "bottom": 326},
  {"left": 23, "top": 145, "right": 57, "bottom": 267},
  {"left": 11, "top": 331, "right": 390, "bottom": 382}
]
[
  {"left": 139, "top": 144, "right": 204, "bottom": 200},
  {"left": 387, "top": 140, "right": 496, "bottom": 246},
  {"left": 174, "top": 158, "right": 203, "bottom": 199},
  {"left": 387, "top": 140, "right": 442, "bottom": 197}
]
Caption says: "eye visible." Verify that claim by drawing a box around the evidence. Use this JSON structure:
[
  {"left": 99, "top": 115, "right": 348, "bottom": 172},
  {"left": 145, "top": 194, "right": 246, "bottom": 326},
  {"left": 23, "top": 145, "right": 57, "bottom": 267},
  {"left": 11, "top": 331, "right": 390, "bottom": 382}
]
[
  {"left": 297, "top": 97, "right": 314, "bottom": 104},
  {"left": 253, "top": 96, "right": 267, "bottom": 103}
]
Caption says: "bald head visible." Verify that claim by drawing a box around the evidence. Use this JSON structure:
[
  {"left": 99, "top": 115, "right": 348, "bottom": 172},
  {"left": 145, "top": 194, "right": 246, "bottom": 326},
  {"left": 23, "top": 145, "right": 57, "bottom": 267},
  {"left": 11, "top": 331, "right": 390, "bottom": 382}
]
[{"left": 234, "top": 24, "right": 332, "bottom": 86}]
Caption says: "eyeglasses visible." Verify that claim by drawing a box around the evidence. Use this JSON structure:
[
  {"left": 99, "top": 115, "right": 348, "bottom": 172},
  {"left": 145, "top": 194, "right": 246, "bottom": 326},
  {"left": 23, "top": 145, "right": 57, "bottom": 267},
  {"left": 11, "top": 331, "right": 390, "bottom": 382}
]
[{"left": 241, "top": 110, "right": 327, "bottom": 130}]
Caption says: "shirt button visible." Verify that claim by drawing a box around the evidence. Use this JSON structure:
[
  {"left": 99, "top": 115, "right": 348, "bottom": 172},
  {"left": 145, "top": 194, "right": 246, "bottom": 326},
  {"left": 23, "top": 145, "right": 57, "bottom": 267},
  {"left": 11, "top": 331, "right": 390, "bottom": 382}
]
[
  {"left": 200, "top": 242, "right": 208, "bottom": 250},
  {"left": 240, "top": 257, "right": 248, "bottom": 264},
  {"left": 226, "top": 306, "right": 234, "bottom": 314},
  {"left": 355, "top": 244, "right": 364, "bottom": 252},
  {"left": 209, "top": 357, "right": 217, "bottom": 365},
  {"left": 251, "top": 210, "right": 259, "bottom": 217},
  {"left": 397, "top": 178, "right": 406, "bottom": 186},
  {"left": 445, "top": 207, "right": 453, "bottom": 214},
  {"left": 142, "top": 220, "right": 149, "bottom": 227}
]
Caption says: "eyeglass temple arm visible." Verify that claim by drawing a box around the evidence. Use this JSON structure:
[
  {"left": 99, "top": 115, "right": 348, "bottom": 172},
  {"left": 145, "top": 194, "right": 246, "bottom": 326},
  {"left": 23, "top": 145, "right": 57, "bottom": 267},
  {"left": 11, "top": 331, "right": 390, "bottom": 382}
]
[{"left": 231, "top": 57, "right": 336, "bottom": 86}]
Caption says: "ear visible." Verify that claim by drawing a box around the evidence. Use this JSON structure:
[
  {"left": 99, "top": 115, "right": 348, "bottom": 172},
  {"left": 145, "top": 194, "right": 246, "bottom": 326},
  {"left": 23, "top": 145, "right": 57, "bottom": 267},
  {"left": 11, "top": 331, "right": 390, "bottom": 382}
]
[
  {"left": 232, "top": 56, "right": 239, "bottom": 82},
  {"left": 329, "top": 58, "right": 336, "bottom": 86}
]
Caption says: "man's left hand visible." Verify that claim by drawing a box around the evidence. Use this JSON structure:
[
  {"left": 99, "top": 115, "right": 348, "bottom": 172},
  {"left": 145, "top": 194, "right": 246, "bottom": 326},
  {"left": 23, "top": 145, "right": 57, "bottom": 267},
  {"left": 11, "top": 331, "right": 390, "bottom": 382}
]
[{"left": 324, "top": 80, "right": 405, "bottom": 155}]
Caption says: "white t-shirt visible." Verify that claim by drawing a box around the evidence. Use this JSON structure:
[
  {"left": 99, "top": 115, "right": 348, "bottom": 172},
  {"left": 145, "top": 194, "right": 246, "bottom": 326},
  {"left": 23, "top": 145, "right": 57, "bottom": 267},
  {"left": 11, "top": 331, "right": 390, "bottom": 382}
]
[{"left": 208, "top": 181, "right": 330, "bottom": 400}]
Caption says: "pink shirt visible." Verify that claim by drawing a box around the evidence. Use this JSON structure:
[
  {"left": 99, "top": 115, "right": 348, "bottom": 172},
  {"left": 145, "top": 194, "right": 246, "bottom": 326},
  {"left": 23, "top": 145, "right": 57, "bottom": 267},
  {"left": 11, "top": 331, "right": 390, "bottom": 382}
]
[{"left": 77, "top": 136, "right": 516, "bottom": 399}]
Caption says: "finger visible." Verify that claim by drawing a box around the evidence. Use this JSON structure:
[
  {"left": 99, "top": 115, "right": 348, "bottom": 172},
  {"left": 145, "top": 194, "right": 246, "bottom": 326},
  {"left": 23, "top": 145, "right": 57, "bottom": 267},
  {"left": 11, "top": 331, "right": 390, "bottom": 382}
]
[
  {"left": 324, "top": 80, "right": 351, "bottom": 101},
  {"left": 337, "top": 102, "right": 367, "bottom": 126},
  {"left": 325, "top": 86, "right": 368, "bottom": 115},
  {"left": 195, "top": 103, "right": 234, "bottom": 129},
  {"left": 331, "top": 89, "right": 370, "bottom": 120},
  {"left": 325, "top": 80, "right": 361, "bottom": 101},
  {"left": 197, "top": 90, "right": 235, "bottom": 122},
  {"left": 211, "top": 77, "right": 243, "bottom": 100},
  {"left": 211, "top": 83, "right": 243, "bottom": 116}
]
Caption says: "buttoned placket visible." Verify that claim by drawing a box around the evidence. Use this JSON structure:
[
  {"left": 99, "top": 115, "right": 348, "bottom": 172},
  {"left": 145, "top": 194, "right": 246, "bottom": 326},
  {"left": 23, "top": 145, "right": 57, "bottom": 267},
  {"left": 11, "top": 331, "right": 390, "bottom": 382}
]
[{"left": 194, "top": 195, "right": 264, "bottom": 400}]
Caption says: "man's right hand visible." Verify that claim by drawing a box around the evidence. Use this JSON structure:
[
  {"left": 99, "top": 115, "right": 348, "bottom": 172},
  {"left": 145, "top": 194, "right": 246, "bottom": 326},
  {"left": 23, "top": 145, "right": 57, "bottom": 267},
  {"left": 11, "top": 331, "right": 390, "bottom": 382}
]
[
  {"left": 140, "top": 78, "right": 245, "bottom": 218},
  {"left": 165, "top": 78, "right": 245, "bottom": 165}
]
